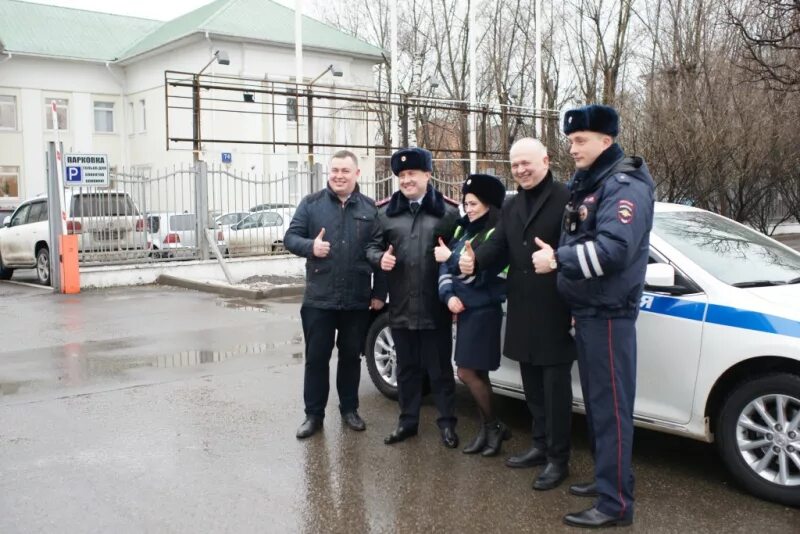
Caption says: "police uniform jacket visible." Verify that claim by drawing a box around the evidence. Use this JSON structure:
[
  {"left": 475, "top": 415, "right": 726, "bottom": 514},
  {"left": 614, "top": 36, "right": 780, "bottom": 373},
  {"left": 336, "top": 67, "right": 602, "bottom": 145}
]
[
  {"left": 437, "top": 212, "right": 507, "bottom": 309},
  {"left": 366, "top": 184, "right": 459, "bottom": 330},
  {"left": 556, "top": 143, "right": 655, "bottom": 318},
  {"left": 284, "top": 185, "right": 385, "bottom": 310},
  {"left": 472, "top": 172, "right": 576, "bottom": 366}
]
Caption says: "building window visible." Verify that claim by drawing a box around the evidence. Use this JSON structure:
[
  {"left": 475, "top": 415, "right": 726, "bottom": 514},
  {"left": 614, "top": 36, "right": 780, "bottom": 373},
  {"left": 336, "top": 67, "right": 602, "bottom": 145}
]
[
  {"left": 94, "top": 101, "right": 114, "bottom": 133},
  {"left": 0, "top": 166, "right": 19, "bottom": 198},
  {"left": 0, "top": 96, "right": 17, "bottom": 129},
  {"left": 287, "top": 97, "right": 297, "bottom": 122},
  {"left": 128, "top": 102, "right": 134, "bottom": 134},
  {"left": 139, "top": 99, "right": 147, "bottom": 132},
  {"left": 45, "top": 98, "right": 69, "bottom": 130}
]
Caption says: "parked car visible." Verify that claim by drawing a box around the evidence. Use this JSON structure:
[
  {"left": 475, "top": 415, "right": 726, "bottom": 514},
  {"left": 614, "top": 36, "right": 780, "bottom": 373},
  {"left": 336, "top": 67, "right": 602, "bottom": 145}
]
[
  {"left": 221, "top": 210, "right": 289, "bottom": 256},
  {"left": 364, "top": 202, "right": 800, "bottom": 506},
  {"left": 0, "top": 196, "right": 50, "bottom": 284},
  {"left": 0, "top": 190, "right": 148, "bottom": 285},
  {"left": 146, "top": 212, "right": 199, "bottom": 258}
]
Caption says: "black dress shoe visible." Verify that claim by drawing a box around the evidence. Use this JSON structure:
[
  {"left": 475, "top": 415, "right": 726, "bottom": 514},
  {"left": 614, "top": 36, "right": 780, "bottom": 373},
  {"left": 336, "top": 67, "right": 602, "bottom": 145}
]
[
  {"left": 481, "top": 421, "right": 511, "bottom": 457},
  {"left": 342, "top": 411, "right": 366, "bottom": 431},
  {"left": 462, "top": 425, "right": 488, "bottom": 454},
  {"left": 563, "top": 507, "right": 632, "bottom": 528},
  {"left": 384, "top": 425, "right": 418, "bottom": 445},
  {"left": 569, "top": 480, "right": 599, "bottom": 497},
  {"left": 532, "top": 462, "right": 569, "bottom": 491},
  {"left": 505, "top": 446, "right": 547, "bottom": 468},
  {"left": 440, "top": 427, "right": 459, "bottom": 449},
  {"left": 296, "top": 416, "right": 323, "bottom": 439}
]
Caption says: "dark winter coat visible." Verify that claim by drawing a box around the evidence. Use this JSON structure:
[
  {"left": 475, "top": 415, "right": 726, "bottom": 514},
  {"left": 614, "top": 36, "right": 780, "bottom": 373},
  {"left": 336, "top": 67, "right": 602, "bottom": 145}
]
[
  {"left": 437, "top": 211, "right": 507, "bottom": 309},
  {"left": 472, "top": 172, "right": 577, "bottom": 366},
  {"left": 366, "top": 184, "right": 460, "bottom": 330},
  {"left": 284, "top": 185, "right": 385, "bottom": 310},
  {"left": 556, "top": 143, "right": 655, "bottom": 317}
]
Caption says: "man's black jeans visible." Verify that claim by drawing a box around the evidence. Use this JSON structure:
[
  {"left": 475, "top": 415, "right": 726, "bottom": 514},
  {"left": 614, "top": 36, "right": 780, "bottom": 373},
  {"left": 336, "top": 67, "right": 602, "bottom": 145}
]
[{"left": 300, "top": 306, "right": 371, "bottom": 418}]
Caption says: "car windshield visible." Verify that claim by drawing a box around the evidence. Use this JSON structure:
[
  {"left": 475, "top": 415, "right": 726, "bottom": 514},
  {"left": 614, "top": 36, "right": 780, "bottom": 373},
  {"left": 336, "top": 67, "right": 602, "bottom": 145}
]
[
  {"left": 70, "top": 193, "right": 139, "bottom": 217},
  {"left": 654, "top": 211, "right": 800, "bottom": 286}
]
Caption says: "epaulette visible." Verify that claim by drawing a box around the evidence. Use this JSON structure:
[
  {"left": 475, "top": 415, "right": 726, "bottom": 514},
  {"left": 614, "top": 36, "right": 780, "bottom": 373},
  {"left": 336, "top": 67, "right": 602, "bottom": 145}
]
[
  {"left": 376, "top": 197, "right": 391, "bottom": 207},
  {"left": 443, "top": 195, "right": 460, "bottom": 206}
]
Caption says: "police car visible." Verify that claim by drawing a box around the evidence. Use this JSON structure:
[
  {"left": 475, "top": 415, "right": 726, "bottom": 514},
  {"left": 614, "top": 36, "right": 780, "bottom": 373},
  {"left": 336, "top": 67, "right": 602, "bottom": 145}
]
[{"left": 364, "top": 202, "right": 800, "bottom": 506}]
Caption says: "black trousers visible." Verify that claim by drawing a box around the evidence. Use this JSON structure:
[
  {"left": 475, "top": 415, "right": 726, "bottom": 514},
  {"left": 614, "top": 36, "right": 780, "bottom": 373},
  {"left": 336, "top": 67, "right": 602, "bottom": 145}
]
[
  {"left": 391, "top": 326, "right": 457, "bottom": 429},
  {"left": 300, "top": 306, "right": 371, "bottom": 418},
  {"left": 519, "top": 361, "right": 573, "bottom": 466}
]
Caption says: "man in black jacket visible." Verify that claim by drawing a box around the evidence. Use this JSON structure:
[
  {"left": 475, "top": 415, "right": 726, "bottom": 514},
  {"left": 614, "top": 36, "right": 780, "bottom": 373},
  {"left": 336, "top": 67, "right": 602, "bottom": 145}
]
[
  {"left": 284, "top": 150, "right": 386, "bottom": 439},
  {"left": 459, "top": 138, "right": 576, "bottom": 490},
  {"left": 366, "top": 147, "right": 461, "bottom": 448}
]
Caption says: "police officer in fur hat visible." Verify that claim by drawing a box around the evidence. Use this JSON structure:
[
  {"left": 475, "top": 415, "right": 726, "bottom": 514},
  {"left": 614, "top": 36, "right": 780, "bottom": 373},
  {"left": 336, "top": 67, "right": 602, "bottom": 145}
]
[
  {"left": 532, "top": 104, "right": 655, "bottom": 528},
  {"left": 434, "top": 174, "right": 509, "bottom": 456},
  {"left": 366, "top": 147, "right": 461, "bottom": 448}
]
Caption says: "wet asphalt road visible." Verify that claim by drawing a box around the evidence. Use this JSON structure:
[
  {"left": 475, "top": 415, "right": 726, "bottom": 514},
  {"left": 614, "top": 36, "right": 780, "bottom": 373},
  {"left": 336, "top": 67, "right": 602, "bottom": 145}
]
[{"left": 0, "top": 284, "right": 797, "bottom": 533}]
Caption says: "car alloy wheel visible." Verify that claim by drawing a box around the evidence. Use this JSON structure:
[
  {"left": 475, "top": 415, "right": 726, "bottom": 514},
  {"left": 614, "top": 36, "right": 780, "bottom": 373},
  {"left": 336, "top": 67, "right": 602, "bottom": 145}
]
[
  {"left": 736, "top": 393, "right": 800, "bottom": 486},
  {"left": 36, "top": 247, "right": 50, "bottom": 286},
  {"left": 373, "top": 326, "right": 398, "bottom": 389}
]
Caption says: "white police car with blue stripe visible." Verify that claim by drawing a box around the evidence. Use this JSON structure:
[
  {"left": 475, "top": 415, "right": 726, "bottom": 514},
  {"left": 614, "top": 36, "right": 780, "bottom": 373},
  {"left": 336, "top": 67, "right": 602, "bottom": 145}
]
[{"left": 365, "top": 202, "right": 800, "bottom": 506}]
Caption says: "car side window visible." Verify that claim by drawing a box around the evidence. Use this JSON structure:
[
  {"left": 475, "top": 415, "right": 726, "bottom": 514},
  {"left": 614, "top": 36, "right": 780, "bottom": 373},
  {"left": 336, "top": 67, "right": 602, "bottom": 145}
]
[
  {"left": 261, "top": 213, "right": 283, "bottom": 227},
  {"left": 10, "top": 204, "right": 31, "bottom": 227},
  {"left": 28, "top": 201, "right": 47, "bottom": 223}
]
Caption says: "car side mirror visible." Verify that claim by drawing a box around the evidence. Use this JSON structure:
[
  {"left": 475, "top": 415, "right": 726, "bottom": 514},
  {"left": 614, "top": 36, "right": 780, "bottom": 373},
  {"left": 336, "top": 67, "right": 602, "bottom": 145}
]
[
  {"left": 2, "top": 216, "right": 10, "bottom": 227},
  {"left": 645, "top": 263, "right": 675, "bottom": 287},
  {"left": 644, "top": 263, "right": 695, "bottom": 295}
]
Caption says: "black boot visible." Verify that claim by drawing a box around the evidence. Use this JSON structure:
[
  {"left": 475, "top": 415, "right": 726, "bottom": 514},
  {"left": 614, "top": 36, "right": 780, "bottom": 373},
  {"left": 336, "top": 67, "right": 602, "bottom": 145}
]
[
  {"left": 462, "top": 424, "right": 488, "bottom": 454},
  {"left": 481, "top": 421, "right": 512, "bottom": 457}
]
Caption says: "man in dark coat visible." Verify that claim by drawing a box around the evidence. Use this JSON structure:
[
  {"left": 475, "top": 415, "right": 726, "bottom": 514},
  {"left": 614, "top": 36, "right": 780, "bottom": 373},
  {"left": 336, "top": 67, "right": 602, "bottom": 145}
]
[
  {"left": 365, "top": 147, "right": 461, "bottom": 448},
  {"left": 533, "top": 105, "right": 654, "bottom": 528},
  {"left": 284, "top": 150, "right": 386, "bottom": 439},
  {"left": 459, "top": 137, "right": 576, "bottom": 490}
]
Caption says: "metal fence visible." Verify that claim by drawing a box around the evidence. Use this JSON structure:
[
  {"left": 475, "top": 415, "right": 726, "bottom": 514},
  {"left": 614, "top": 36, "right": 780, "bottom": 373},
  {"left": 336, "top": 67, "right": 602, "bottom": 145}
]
[{"left": 66, "top": 162, "right": 412, "bottom": 265}]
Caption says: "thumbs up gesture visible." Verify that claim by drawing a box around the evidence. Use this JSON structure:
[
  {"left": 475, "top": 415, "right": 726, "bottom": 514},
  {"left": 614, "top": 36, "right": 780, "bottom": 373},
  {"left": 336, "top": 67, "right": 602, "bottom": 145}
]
[
  {"left": 381, "top": 244, "right": 397, "bottom": 271},
  {"left": 458, "top": 240, "right": 475, "bottom": 275},
  {"left": 313, "top": 228, "right": 330, "bottom": 258},
  {"left": 434, "top": 237, "right": 451, "bottom": 263},
  {"left": 532, "top": 237, "right": 555, "bottom": 274}
]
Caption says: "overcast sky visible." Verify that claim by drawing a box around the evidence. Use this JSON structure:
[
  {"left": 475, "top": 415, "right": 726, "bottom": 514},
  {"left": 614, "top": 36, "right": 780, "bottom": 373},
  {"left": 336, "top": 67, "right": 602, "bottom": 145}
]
[{"left": 24, "top": 0, "right": 296, "bottom": 21}]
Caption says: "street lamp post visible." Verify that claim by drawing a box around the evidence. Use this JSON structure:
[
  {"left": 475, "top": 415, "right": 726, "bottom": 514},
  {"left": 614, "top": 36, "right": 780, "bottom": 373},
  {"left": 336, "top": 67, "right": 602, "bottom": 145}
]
[
  {"left": 192, "top": 49, "right": 230, "bottom": 162},
  {"left": 305, "top": 64, "right": 342, "bottom": 191}
]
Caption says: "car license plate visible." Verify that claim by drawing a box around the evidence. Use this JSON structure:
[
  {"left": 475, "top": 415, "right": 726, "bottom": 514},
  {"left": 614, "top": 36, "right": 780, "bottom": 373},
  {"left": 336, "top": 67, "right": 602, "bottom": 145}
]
[{"left": 96, "top": 229, "right": 121, "bottom": 240}]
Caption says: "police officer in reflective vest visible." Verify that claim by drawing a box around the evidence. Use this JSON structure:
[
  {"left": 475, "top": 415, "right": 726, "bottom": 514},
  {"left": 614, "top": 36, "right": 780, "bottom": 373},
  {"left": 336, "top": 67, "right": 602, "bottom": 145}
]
[{"left": 532, "top": 105, "right": 655, "bottom": 528}]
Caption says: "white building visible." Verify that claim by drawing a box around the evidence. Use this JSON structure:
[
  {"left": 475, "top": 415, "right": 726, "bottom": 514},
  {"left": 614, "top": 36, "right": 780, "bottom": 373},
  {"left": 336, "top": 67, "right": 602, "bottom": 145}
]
[{"left": 0, "top": 0, "right": 384, "bottom": 211}]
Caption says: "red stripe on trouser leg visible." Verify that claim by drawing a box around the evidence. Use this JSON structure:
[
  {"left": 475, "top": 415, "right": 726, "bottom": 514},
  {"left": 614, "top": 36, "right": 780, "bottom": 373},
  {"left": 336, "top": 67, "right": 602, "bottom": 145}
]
[{"left": 607, "top": 319, "right": 627, "bottom": 518}]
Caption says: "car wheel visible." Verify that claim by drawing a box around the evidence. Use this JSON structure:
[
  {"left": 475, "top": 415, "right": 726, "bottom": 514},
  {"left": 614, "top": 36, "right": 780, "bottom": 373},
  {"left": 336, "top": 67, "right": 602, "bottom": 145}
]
[
  {"left": 717, "top": 373, "right": 800, "bottom": 506},
  {"left": 0, "top": 251, "right": 13, "bottom": 280},
  {"left": 36, "top": 247, "right": 51, "bottom": 286},
  {"left": 364, "top": 312, "right": 399, "bottom": 400}
]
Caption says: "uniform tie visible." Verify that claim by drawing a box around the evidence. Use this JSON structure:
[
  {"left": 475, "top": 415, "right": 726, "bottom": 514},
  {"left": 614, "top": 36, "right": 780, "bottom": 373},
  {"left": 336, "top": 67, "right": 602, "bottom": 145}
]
[{"left": 409, "top": 201, "right": 420, "bottom": 214}]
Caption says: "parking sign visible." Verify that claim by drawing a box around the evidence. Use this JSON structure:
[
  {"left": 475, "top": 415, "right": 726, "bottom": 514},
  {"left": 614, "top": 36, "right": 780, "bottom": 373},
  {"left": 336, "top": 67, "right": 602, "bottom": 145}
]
[{"left": 63, "top": 154, "right": 109, "bottom": 187}]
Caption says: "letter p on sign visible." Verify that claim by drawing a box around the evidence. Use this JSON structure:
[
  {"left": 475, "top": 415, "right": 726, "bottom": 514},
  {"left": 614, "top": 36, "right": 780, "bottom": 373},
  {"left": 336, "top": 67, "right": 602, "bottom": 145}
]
[{"left": 66, "top": 166, "right": 82, "bottom": 183}]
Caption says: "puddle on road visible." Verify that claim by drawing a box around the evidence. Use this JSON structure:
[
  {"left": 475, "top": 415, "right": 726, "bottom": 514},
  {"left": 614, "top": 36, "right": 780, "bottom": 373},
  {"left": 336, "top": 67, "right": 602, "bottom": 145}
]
[{"left": 0, "top": 339, "right": 303, "bottom": 398}]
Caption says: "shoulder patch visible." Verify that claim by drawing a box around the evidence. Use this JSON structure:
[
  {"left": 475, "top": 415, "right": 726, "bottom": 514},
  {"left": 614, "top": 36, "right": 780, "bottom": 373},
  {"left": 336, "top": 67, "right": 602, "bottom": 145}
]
[
  {"left": 376, "top": 197, "right": 391, "bottom": 207},
  {"left": 443, "top": 195, "right": 460, "bottom": 206}
]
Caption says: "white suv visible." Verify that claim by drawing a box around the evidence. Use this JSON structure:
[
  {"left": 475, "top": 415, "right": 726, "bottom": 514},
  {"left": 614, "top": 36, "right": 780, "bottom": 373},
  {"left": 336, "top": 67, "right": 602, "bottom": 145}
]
[
  {"left": 0, "top": 190, "right": 148, "bottom": 284},
  {"left": 365, "top": 202, "right": 800, "bottom": 506},
  {"left": 0, "top": 197, "right": 50, "bottom": 284}
]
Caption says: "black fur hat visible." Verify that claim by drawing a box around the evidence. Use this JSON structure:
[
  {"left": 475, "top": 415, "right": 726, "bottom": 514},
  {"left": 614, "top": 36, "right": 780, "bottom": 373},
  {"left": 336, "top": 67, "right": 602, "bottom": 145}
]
[
  {"left": 563, "top": 104, "right": 619, "bottom": 137},
  {"left": 390, "top": 147, "right": 433, "bottom": 175},
  {"left": 462, "top": 173, "right": 505, "bottom": 209}
]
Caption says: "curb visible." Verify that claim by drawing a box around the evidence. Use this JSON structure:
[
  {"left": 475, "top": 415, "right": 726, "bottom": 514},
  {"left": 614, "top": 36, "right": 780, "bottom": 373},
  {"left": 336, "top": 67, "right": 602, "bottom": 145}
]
[{"left": 156, "top": 274, "right": 305, "bottom": 299}]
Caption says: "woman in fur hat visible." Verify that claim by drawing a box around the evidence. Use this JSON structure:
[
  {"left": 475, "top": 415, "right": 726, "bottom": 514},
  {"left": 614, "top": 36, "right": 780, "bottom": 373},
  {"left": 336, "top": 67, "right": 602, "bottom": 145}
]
[{"left": 435, "top": 173, "right": 509, "bottom": 456}]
